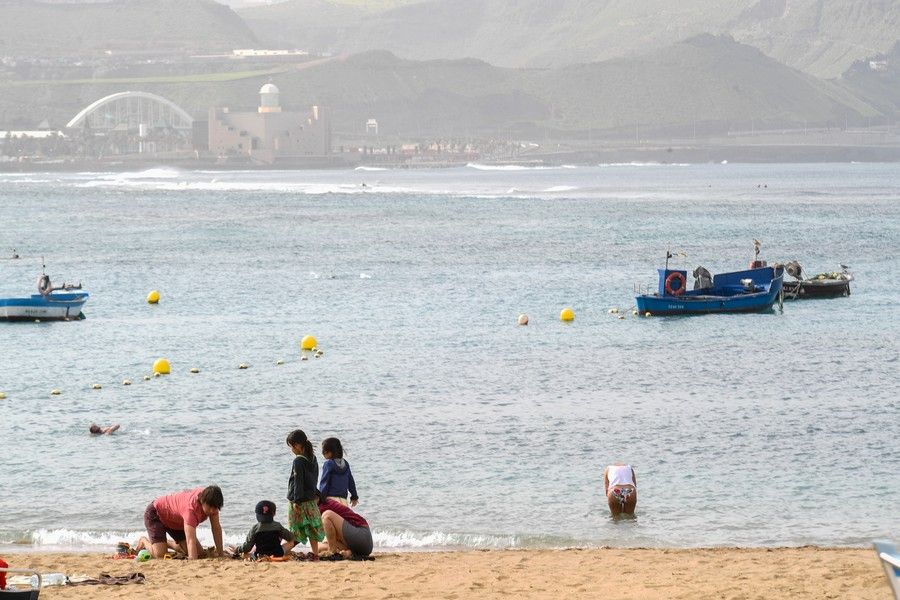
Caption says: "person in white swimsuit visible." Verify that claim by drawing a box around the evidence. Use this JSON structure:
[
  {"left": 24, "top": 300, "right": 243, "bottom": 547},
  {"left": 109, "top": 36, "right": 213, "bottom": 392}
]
[{"left": 604, "top": 463, "right": 637, "bottom": 516}]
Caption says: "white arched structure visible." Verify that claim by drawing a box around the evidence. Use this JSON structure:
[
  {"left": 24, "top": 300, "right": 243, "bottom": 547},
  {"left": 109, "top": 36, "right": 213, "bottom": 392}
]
[{"left": 66, "top": 92, "right": 194, "bottom": 131}]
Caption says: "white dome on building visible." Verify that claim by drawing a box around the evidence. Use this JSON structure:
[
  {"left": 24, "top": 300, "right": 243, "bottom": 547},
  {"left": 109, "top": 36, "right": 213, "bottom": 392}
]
[{"left": 258, "top": 82, "right": 282, "bottom": 114}]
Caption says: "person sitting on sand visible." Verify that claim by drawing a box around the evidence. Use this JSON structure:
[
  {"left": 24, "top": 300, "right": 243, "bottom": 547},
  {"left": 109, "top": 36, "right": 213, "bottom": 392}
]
[
  {"left": 233, "top": 500, "right": 295, "bottom": 559},
  {"left": 143, "top": 485, "right": 224, "bottom": 560},
  {"left": 89, "top": 423, "right": 120, "bottom": 435},
  {"left": 318, "top": 497, "right": 373, "bottom": 558},
  {"left": 604, "top": 463, "right": 637, "bottom": 516}
]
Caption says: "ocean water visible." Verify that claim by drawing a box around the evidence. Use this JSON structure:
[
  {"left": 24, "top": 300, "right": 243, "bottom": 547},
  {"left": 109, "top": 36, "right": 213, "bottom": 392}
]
[{"left": 0, "top": 163, "right": 897, "bottom": 552}]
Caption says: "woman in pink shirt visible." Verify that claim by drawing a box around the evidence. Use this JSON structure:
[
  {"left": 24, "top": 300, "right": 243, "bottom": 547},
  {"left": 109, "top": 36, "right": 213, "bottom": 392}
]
[{"left": 143, "top": 485, "right": 225, "bottom": 559}]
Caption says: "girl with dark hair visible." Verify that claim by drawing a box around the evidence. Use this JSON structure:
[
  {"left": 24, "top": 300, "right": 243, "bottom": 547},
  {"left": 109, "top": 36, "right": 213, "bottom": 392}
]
[
  {"left": 285, "top": 429, "right": 324, "bottom": 555},
  {"left": 319, "top": 437, "right": 360, "bottom": 507}
]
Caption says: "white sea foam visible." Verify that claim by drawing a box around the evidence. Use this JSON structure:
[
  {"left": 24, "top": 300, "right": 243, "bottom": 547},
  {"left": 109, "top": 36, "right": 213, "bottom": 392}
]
[
  {"left": 4, "top": 528, "right": 531, "bottom": 552},
  {"left": 466, "top": 163, "right": 563, "bottom": 171},
  {"left": 543, "top": 185, "right": 578, "bottom": 192},
  {"left": 598, "top": 162, "right": 691, "bottom": 167},
  {"left": 355, "top": 166, "right": 388, "bottom": 171}
]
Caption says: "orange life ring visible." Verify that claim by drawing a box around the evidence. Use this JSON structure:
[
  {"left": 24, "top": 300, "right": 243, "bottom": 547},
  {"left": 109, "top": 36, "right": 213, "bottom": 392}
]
[{"left": 664, "top": 272, "right": 686, "bottom": 296}]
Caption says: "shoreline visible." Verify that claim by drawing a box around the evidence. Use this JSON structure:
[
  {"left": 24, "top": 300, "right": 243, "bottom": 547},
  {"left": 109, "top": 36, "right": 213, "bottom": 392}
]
[{"left": 2, "top": 547, "right": 887, "bottom": 599}]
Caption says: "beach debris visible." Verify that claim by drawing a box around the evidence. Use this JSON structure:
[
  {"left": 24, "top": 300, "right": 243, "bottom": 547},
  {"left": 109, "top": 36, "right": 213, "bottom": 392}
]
[
  {"left": 632, "top": 310, "right": 639, "bottom": 316},
  {"left": 50, "top": 388, "right": 61, "bottom": 395},
  {"left": 123, "top": 379, "right": 132, "bottom": 385},
  {"left": 301, "top": 355, "right": 309, "bottom": 361},
  {"left": 275, "top": 359, "right": 284, "bottom": 365},
  {"left": 143, "top": 375, "right": 151, "bottom": 381},
  {"left": 153, "top": 358, "right": 171, "bottom": 375},
  {"left": 608, "top": 308, "right": 619, "bottom": 314},
  {"left": 190, "top": 367, "right": 200, "bottom": 374},
  {"left": 91, "top": 383, "right": 102, "bottom": 390},
  {"left": 300, "top": 335, "right": 317, "bottom": 350},
  {"left": 238, "top": 363, "right": 249, "bottom": 369},
  {"left": 147, "top": 290, "right": 160, "bottom": 304},
  {"left": 560, "top": 307, "right": 575, "bottom": 322},
  {"left": 0, "top": 392, "right": 6, "bottom": 399},
  {"left": 644, "top": 312, "right": 652, "bottom": 317},
  {"left": 517, "top": 313, "right": 528, "bottom": 326}
]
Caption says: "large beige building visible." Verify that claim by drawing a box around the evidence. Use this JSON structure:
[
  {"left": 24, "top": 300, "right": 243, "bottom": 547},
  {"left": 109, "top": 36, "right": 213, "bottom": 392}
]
[{"left": 208, "top": 83, "right": 330, "bottom": 164}]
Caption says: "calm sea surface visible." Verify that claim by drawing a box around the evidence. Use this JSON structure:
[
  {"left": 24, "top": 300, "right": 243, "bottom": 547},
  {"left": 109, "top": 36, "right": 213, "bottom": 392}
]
[{"left": 0, "top": 163, "right": 897, "bottom": 551}]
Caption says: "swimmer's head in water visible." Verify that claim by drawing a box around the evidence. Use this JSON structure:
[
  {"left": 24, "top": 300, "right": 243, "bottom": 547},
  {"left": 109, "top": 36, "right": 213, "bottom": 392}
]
[{"left": 89, "top": 424, "right": 102, "bottom": 434}]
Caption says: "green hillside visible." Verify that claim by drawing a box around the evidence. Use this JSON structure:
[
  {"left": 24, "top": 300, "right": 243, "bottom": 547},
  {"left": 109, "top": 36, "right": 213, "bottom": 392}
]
[
  {"left": 1, "top": 35, "right": 888, "bottom": 139},
  {"left": 0, "top": 0, "right": 257, "bottom": 56}
]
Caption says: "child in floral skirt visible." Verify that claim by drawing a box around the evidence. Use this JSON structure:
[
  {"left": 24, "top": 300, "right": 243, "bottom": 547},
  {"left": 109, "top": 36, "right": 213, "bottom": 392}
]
[{"left": 286, "top": 429, "right": 325, "bottom": 555}]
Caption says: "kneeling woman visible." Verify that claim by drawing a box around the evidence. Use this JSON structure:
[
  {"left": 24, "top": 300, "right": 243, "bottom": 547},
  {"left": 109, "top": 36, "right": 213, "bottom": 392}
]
[
  {"left": 318, "top": 498, "right": 373, "bottom": 558},
  {"left": 604, "top": 463, "right": 637, "bottom": 516}
]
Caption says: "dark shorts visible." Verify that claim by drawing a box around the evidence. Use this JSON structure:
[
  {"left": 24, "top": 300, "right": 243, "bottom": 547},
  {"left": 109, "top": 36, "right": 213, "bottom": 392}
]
[
  {"left": 341, "top": 521, "right": 373, "bottom": 557},
  {"left": 144, "top": 502, "right": 186, "bottom": 545}
]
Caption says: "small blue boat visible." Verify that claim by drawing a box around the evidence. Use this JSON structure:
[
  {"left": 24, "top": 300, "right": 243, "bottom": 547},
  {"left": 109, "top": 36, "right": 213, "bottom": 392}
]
[
  {"left": 0, "top": 273, "right": 89, "bottom": 321},
  {"left": 635, "top": 254, "right": 784, "bottom": 316}
]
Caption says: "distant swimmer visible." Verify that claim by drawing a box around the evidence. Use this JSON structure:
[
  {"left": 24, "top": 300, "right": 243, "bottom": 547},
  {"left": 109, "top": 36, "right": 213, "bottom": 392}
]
[
  {"left": 89, "top": 423, "right": 120, "bottom": 435},
  {"left": 361, "top": 182, "right": 368, "bottom": 188},
  {"left": 603, "top": 463, "right": 637, "bottom": 516}
]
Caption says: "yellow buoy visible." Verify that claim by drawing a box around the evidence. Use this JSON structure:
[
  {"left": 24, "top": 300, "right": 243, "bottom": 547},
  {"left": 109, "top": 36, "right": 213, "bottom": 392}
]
[
  {"left": 560, "top": 307, "right": 575, "bottom": 322},
  {"left": 517, "top": 314, "right": 529, "bottom": 326},
  {"left": 153, "top": 358, "right": 171, "bottom": 375},
  {"left": 91, "top": 383, "right": 102, "bottom": 390},
  {"left": 50, "top": 389, "right": 61, "bottom": 396},
  {"left": 238, "top": 363, "right": 249, "bottom": 369},
  {"left": 123, "top": 379, "right": 132, "bottom": 386},
  {"left": 147, "top": 290, "right": 160, "bottom": 304},
  {"left": 300, "top": 335, "right": 317, "bottom": 350},
  {"left": 190, "top": 367, "right": 200, "bottom": 374}
]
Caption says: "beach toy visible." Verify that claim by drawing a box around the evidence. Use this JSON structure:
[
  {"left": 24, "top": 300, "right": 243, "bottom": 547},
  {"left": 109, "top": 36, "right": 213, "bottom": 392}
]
[
  {"left": 153, "top": 358, "right": 170, "bottom": 375},
  {"left": 147, "top": 290, "right": 160, "bottom": 304},
  {"left": 560, "top": 307, "right": 575, "bottom": 322},
  {"left": 50, "top": 388, "right": 61, "bottom": 396},
  {"left": 190, "top": 367, "right": 200, "bottom": 373},
  {"left": 136, "top": 549, "right": 151, "bottom": 562},
  {"left": 300, "top": 335, "right": 317, "bottom": 350},
  {"left": 91, "top": 383, "right": 102, "bottom": 389},
  {"left": 517, "top": 314, "right": 528, "bottom": 326}
]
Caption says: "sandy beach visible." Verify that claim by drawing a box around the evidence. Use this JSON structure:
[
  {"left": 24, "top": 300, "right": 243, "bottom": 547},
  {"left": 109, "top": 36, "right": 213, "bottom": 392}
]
[{"left": 3, "top": 547, "right": 887, "bottom": 599}]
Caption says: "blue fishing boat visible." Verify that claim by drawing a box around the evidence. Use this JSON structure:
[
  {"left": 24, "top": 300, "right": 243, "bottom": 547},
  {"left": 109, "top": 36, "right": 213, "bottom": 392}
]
[
  {"left": 0, "top": 273, "right": 89, "bottom": 321},
  {"left": 635, "top": 246, "right": 783, "bottom": 316}
]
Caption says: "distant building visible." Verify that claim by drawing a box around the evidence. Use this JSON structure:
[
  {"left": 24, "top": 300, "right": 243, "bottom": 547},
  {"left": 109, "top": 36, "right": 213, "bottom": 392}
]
[
  {"left": 207, "top": 83, "right": 330, "bottom": 164},
  {"left": 232, "top": 49, "right": 309, "bottom": 57}
]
